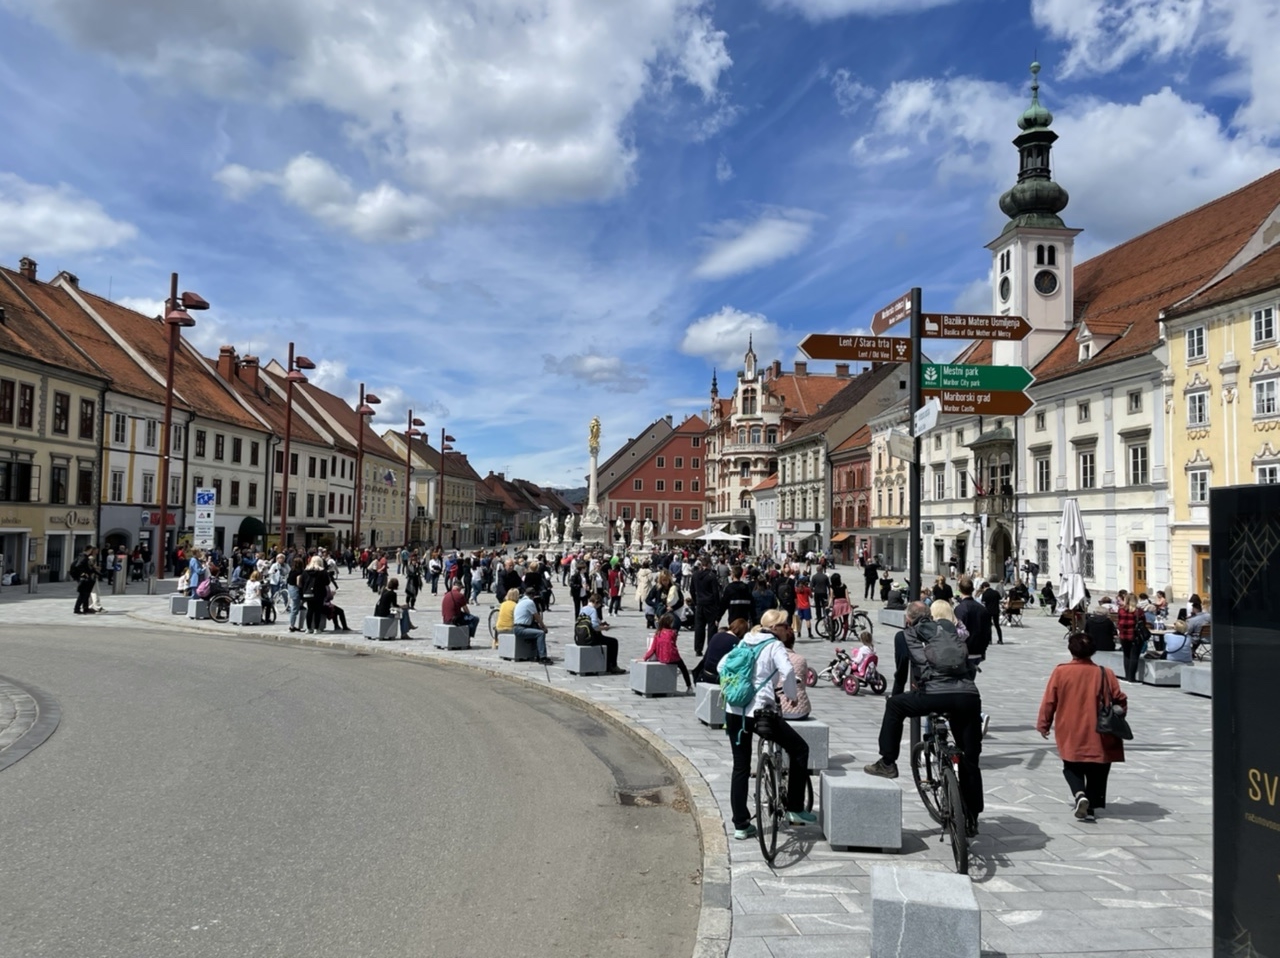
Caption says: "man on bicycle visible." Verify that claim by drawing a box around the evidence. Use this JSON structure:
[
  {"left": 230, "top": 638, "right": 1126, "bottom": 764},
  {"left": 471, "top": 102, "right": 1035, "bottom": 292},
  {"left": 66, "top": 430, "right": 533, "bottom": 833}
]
[
  {"left": 722, "top": 609, "right": 818, "bottom": 841},
  {"left": 864, "top": 601, "right": 984, "bottom": 835}
]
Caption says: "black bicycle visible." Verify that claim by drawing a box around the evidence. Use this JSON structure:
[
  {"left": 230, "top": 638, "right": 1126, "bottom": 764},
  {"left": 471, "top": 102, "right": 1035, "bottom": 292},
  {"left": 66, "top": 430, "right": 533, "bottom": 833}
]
[
  {"left": 909, "top": 712, "right": 969, "bottom": 874},
  {"left": 752, "top": 708, "right": 814, "bottom": 864},
  {"left": 815, "top": 605, "right": 873, "bottom": 642}
]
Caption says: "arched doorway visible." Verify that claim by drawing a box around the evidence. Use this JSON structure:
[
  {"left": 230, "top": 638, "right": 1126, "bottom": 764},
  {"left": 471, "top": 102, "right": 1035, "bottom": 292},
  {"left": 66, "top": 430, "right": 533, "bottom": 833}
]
[{"left": 988, "top": 525, "right": 1013, "bottom": 582}]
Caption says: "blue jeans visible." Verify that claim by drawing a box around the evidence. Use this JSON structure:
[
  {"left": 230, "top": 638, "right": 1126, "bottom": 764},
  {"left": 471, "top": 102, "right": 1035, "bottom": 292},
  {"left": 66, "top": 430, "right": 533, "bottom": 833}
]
[
  {"left": 430, "top": 573, "right": 440, "bottom": 594},
  {"left": 399, "top": 607, "right": 415, "bottom": 637},
  {"left": 470, "top": 580, "right": 482, "bottom": 603},
  {"left": 288, "top": 585, "right": 305, "bottom": 629},
  {"left": 454, "top": 613, "right": 480, "bottom": 638},
  {"left": 514, "top": 624, "right": 547, "bottom": 659}
]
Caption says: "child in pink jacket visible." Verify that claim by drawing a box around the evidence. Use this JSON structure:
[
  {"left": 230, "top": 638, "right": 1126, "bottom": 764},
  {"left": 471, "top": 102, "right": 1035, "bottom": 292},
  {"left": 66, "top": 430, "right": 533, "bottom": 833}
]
[{"left": 641, "top": 613, "right": 693, "bottom": 691}]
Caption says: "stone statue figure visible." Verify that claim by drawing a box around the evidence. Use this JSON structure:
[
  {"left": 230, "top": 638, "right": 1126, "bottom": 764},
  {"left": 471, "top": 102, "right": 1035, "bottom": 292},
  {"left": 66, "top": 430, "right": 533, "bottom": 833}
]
[
  {"left": 539, "top": 515, "right": 550, "bottom": 544},
  {"left": 565, "top": 513, "right": 576, "bottom": 541},
  {"left": 588, "top": 417, "right": 602, "bottom": 452},
  {"left": 615, "top": 516, "right": 625, "bottom": 542},
  {"left": 643, "top": 517, "right": 654, "bottom": 546}
]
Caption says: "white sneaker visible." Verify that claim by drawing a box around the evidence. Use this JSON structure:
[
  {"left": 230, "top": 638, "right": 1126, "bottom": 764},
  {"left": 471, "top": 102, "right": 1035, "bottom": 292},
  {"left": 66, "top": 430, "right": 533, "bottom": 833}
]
[
  {"left": 980, "top": 713, "right": 991, "bottom": 738},
  {"left": 1074, "top": 793, "right": 1090, "bottom": 820}
]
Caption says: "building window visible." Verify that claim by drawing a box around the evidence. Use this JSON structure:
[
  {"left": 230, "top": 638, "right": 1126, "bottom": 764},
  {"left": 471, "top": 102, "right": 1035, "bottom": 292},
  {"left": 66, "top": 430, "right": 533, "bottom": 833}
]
[
  {"left": 1077, "top": 401, "right": 1090, "bottom": 423},
  {"left": 308, "top": 456, "right": 317, "bottom": 478},
  {"left": 897, "top": 486, "right": 905, "bottom": 515},
  {"left": 1128, "top": 444, "right": 1149, "bottom": 485},
  {"left": 1083, "top": 540, "right": 1095, "bottom": 579},
  {"left": 169, "top": 475, "right": 181, "bottom": 506},
  {"left": 328, "top": 492, "right": 335, "bottom": 514},
  {"left": 1127, "top": 390, "right": 1142, "bottom": 414},
  {"left": 766, "top": 427, "right": 778, "bottom": 444},
  {"left": 79, "top": 399, "right": 95, "bottom": 440},
  {"left": 934, "top": 434, "right": 943, "bottom": 450},
  {"left": 288, "top": 492, "right": 297, "bottom": 517},
  {"left": 290, "top": 453, "right": 298, "bottom": 475},
  {"left": 957, "top": 470, "right": 968, "bottom": 499},
  {"left": 643, "top": 507, "right": 653, "bottom": 519},
  {"left": 172, "top": 425, "right": 183, "bottom": 454},
  {"left": 245, "top": 482, "right": 256, "bottom": 508},
  {"left": 1035, "top": 411, "right": 1045, "bottom": 431},
  {"left": 739, "top": 460, "right": 750, "bottom": 479},
  {"left": 273, "top": 491, "right": 283, "bottom": 517},
  {"left": 691, "top": 437, "right": 701, "bottom": 447},
  {"left": 674, "top": 480, "right": 683, "bottom": 492},
  {"left": 1255, "top": 380, "right": 1278, "bottom": 417},
  {"left": 674, "top": 457, "right": 684, "bottom": 469},
  {"left": 742, "top": 388, "right": 757, "bottom": 415},
  {"left": 1079, "top": 451, "right": 1096, "bottom": 489},
  {"left": 656, "top": 480, "right": 666, "bottom": 492},
  {"left": 1079, "top": 342, "right": 1092, "bottom": 362},
  {"left": 50, "top": 465, "right": 68, "bottom": 504},
  {"left": 750, "top": 426, "right": 762, "bottom": 444},
  {"left": 113, "top": 414, "right": 127, "bottom": 444},
  {"left": 212, "top": 478, "right": 222, "bottom": 504},
  {"left": 737, "top": 427, "right": 746, "bottom": 444},
  {"left": 1035, "top": 456, "right": 1051, "bottom": 493},
  {"left": 633, "top": 479, "right": 643, "bottom": 491},
  {"left": 1187, "top": 392, "right": 1209, "bottom": 427},
  {"left": 1186, "top": 325, "right": 1206, "bottom": 361},
  {"left": 17, "top": 384, "right": 33, "bottom": 429},
  {"left": 674, "top": 508, "right": 683, "bottom": 521},
  {"left": 110, "top": 470, "right": 125, "bottom": 502},
  {"left": 0, "top": 380, "right": 12, "bottom": 424},
  {"left": 1254, "top": 306, "right": 1276, "bottom": 345},
  {"left": 230, "top": 480, "right": 240, "bottom": 507},
  {"left": 77, "top": 467, "right": 93, "bottom": 505},
  {"left": 195, "top": 430, "right": 207, "bottom": 457},
  {"left": 250, "top": 441, "right": 260, "bottom": 467},
  {"left": 275, "top": 450, "right": 284, "bottom": 474},
  {"left": 213, "top": 434, "right": 224, "bottom": 460},
  {"left": 691, "top": 508, "right": 700, "bottom": 520},
  {"left": 1259, "top": 465, "right": 1280, "bottom": 484},
  {"left": 934, "top": 470, "right": 945, "bottom": 500},
  {"left": 656, "top": 457, "right": 665, "bottom": 469},
  {"left": 1036, "top": 538, "right": 1049, "bottom": 574},
  {"left": 692, "top": 457, "right": 700, "bottom": 469},
  {"left": 231, "top": 437, "right": 242, "bottom": 463},
  {"left": 191, "top": 476, "right": 203, "bottom": 501},
  {"left": 1189, "top": 469, "right": 1209, "bottom": 503},
  {"left": 320, "top": 458, "right": 327, "bottom": 480},
  {"left": 52, "top": 392, "right": 69, "bottom": 434},
  {"left": 306, "top": 493, "right": 315, "bottom": 518},
  {"left": 692, "top": 480, "right": 700, "bottom": 492}
]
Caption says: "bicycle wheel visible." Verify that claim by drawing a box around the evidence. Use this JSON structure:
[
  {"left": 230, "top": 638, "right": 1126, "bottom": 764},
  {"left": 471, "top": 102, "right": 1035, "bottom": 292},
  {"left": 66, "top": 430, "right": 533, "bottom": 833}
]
[
  {"left": 868, "top": 671, "right": 887, "bottom": 695},
  {"left": 210, "top": 596, "right": 231, "bottom": 623},
  {"left": 941, "top": 760, "right": 969, "bottom": 874},
  {"left": 804, "top": 667, "right": 818, "bottom": 688},
  {"left": 755, "top": 752, "right": 780, "bottom": 863},
  {"left": 814, "top": 614, "right": 831, "bottom": 640},
  {"left": 843, "top": 675, "right": 859, "bottom": 695},
  {"left": 910, "top": 741, "right": 944, "bottom": 824},
  {"left": 851, "top": 612, "right": 874, "bottom": 637},
  {"left": 488, "top": 607, "right": 499, "bottom": 640},
  {"left": 273, "top": 590, "right": 290, "bottom": 612}
]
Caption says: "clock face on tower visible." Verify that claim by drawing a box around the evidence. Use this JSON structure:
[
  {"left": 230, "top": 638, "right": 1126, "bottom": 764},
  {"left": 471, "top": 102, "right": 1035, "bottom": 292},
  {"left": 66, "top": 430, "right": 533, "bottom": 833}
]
[
  {"left": 999, "top": 276, "right": 1011, "bottom": 303},
  {"left": 1034, "top": 269, "right": 1059, "bottom": 296}
]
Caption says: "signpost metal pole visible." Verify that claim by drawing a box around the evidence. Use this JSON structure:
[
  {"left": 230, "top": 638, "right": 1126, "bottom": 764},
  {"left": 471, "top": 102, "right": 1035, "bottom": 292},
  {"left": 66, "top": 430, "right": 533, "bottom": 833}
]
[{"left": 908, "top": 287, "right": 923, "bottom": 753}]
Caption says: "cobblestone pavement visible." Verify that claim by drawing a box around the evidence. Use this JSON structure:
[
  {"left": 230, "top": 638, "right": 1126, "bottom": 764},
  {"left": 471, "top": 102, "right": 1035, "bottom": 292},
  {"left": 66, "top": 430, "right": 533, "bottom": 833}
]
[{"left": 3, "top": 572, "right": 1212, "bottom": 957}]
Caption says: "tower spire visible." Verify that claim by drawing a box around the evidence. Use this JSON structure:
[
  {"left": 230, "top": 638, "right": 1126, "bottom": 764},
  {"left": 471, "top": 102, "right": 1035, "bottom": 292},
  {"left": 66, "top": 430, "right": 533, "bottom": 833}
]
[
  {"left": 710, "top": 367, "right": 719, "bottom": 399},
  {"left": 998, "top": 61, "right": 1069, "bottom": 234}
]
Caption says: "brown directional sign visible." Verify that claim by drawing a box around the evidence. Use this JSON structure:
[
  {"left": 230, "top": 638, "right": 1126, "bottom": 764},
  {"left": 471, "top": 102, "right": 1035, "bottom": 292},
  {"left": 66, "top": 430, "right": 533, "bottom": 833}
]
[
  {"left": 799, "top": 334, "right": 912, "bottom": 363},
  {"left": 920, "top": 313, "right": 1032, "bottom": 341},
  {"left": 871, "top": 290, "right": 913, "bottom": 336},
  {"left": 923, "top": 389, "right": 1035, "bottom": 416}
]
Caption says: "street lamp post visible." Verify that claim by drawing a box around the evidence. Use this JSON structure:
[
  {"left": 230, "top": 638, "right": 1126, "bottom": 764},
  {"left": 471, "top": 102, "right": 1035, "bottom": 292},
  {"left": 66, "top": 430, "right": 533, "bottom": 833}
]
[
  {"left": 402, "top": 411, "right": 425, "bottom": 547},
  {"left": 155, "top": 272, "right": 209, "bottom": 580},
  {"left": 437, "top": 428, "right": 455, "bottom": 550},
  {"left": 352, "top": 384, "right": 381, "bottom": 553},
  {"left": 277, "top": 342, "right": 316, "bottom": 551}
]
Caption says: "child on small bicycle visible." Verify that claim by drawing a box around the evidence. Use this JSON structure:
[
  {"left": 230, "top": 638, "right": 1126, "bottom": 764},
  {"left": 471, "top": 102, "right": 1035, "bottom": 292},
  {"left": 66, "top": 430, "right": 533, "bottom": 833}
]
[{"left": 850, "top": 631, "right": 876, "bottom": 676}]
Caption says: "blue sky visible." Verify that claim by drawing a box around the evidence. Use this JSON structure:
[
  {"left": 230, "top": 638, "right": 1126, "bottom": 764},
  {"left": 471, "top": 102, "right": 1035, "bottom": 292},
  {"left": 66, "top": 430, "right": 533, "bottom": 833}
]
[{"left": 1, "top": 0, "right": 1277, "bottom": 485}]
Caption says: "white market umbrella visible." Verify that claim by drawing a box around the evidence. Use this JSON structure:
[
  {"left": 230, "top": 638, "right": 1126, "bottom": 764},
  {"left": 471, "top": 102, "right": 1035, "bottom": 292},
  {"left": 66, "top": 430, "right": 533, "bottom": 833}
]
[
  {"left": 701, "top": 525, "right": 741, "bottom": 542},
  {"left": 1058, "top": 497, "right": 1088, "bottom": 615}
]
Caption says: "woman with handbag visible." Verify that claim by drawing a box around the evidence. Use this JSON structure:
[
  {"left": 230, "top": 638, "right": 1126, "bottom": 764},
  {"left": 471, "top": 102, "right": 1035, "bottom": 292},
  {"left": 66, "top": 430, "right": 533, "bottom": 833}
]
[
  {"left": 1036, "top": 632, "right": 1130, "bottom": 822},
  {"left": 1116, "top": 593, "right": 1143, "bottom": 682}
]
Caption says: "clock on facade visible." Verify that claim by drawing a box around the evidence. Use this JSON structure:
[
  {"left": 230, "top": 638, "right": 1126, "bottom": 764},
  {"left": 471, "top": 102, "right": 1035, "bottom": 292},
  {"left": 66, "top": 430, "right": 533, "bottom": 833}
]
[
  {"left": 1034, "top": 269, "right": 1058, "bottom": 295},
  {"left": 998, "top": 276, "right": 1011, "bottom": 302}
]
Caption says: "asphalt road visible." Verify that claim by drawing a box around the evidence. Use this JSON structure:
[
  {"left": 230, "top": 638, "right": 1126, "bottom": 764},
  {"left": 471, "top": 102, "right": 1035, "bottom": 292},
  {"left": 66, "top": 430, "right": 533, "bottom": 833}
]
[{"left": 0, "top": 626, "right": 701, "bottom": 958}]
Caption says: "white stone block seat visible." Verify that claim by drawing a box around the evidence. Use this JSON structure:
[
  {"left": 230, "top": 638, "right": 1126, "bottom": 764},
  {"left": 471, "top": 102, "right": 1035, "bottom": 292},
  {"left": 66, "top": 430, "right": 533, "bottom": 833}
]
[
  {"left": 498, "top": 631, "right": 537, "bottom": 661},
  {"left": 870, "top": 865, "right": 979, "bottom": 958},
  {"left": 187, "top": 598, "right": 209, "bottom": 620},
  {"left": 785, "top": 719, "right": 830, "bottom": 771},
  {"left": 630, "top": 661, "right": 679, "bottom": 697},
  {"left": 1181, "top": 664, "right": 1211, "bottom": 697},
  {"left": 363, "top": 616, "right": 398, "bottom": 640},
  {"left": 564, "top": 643, "right": 606, "bottom": 674},
  {"left": 228, "top": 603, "right": 261, "bottom": 626},
  {"left": 1143, "top": 658, "right": 1186, "bottom": 686},
  {"left": 169, "top": 594, "right": 189, "bottom": 616},
  {"left": 433, "top": 624, "right": 470, "bottom": 650},
  {"left": 694, "top": 683, "right": 725, "bottom": 728},
  {"left": 821, "top": 769, "right": 901, "bottom": 852}
]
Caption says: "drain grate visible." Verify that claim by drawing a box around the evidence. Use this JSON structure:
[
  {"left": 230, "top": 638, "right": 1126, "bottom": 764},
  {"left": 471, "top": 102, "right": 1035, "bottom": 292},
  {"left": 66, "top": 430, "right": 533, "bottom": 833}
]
[{"left": 616, "top": 786, "right": 682, "bottom": 808}]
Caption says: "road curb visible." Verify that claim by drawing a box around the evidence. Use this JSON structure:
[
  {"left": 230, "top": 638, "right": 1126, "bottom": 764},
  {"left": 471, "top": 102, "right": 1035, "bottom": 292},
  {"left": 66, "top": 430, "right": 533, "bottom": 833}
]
[
  {"left": 127, "top": 610, "right": 731, "bottom": 958},
  {"left": 0, "top": 674, "right": 62, "bottom": 772}
]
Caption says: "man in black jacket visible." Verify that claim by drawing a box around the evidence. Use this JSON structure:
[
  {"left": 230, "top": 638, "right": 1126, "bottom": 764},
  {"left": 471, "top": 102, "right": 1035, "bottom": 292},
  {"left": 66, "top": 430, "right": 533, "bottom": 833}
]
[
  {"left": 691, "top": 557, "right": 723, "bottom": 656},
  {"left": 954, "top": 575, "right": 992, "bottom": 661},
  {"left": 979, "top": 580, "right": 1004, "bottom": 645},
  {"left": 721, "top": 566, "right": 754, "bottom": 628}
]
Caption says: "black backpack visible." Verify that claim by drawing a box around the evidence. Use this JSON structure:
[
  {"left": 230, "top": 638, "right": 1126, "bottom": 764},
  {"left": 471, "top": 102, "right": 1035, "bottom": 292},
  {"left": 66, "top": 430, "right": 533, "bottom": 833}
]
[
  {"left": 777, "top": 579, "right": 795, "bottom": 608},
  {"left": 574, "top": 613, "right": 594, "bottom": 646},
  {"left": 923, "top": 625, "right": 972, "bottom": 678}
]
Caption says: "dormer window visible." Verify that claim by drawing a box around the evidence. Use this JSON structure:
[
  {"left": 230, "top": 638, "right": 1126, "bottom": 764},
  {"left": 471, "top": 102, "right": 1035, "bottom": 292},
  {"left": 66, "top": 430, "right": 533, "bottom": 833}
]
[{"left": 1079, "top": 342, "right": 1092, "bottom": 362}]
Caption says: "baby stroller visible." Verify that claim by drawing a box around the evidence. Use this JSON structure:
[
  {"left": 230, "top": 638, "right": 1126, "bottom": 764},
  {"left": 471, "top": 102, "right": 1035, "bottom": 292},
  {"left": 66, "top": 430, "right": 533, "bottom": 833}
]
[{"left": 844, "top": 653, "right": 887, "bottom": 696}]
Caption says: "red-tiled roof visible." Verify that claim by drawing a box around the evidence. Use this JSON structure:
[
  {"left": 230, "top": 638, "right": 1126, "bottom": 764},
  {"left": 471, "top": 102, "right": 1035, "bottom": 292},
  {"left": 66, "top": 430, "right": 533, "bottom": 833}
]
[
  {"left": 751, "top": 474, "right": 779, "bottom": 492},
  {"left": 1034, "top": 168, "right": 1280, "bottom": 383},
  {"left": 284, "top": 377, "right": 396, "bottom": 458},
  {"left": 0, "top": 270, "right": 108, "bottom": 382},
  {"left": 781, "top": 364, "right": 899, "bottom": 444},
  {"left": 674, "top": 414, "right": 708, "bottom": 433},
  {"left": 215, "top": 356, "right": 328, "bottom": 446},
  {"left": 1167, "top": 241, "right": 1280, "bottom": 317},
  {"left": 765, "top": 371, "right": 850, "bottom": 418},
  {"left": 832, "top": 423, "right": 872, "bottom": 454}
]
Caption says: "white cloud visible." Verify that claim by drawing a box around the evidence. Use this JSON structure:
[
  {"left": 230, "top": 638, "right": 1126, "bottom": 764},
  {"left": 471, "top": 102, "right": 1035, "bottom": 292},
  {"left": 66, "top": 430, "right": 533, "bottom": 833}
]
[
  {"left": 828, "top": 67, "right": 875, "bottom": 115},
  {"left": 12, "top": 0, "right": 737, "bottom": 239},
  {"left": 114, "top": 296, "right": 164, "bottom": 319},
  {"left": 694, "top": 208, "right": 819, "bottom": 280},
  {"left": 0, "top": 173, "right": 136, "bottom": 257},
  {"left": 765, "top": 0, "right": 959, "bottom": 20},
  {"left": 1032, "top": 0, "right": 1280, "bottom": 139},
  {"left": 715, "top": 153, "right": 735, "bottom": 182},
  {"left": 680, "top": 306, "right": 780, "bottom": 367},
  {"left": 854, "top": 75, "right": 1280, "bottom": 247},
  {"left": 543, "top": 352, "right": 646, "bottom": 392}
]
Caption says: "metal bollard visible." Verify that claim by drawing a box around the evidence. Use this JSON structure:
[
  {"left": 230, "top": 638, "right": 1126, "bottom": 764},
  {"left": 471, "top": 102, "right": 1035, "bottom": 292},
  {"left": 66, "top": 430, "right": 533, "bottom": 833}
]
[{"left": 113, "top": 568, "right": 127, "bottom": 595}]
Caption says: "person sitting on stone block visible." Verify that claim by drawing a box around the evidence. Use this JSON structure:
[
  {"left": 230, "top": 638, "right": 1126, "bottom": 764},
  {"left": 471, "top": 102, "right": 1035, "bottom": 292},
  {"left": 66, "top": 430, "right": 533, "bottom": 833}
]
[
  {"left": 375, "top": 577, "right": 417, "bottom": 639},
  {"left": 514, "top": 587, "right": 551, "bottom": 665},
  {"left": 494, "top": 587, "right": 520, "bottom": 649},
  {"left": 441, "top": 581, "right": 479, "bottom": 639}
]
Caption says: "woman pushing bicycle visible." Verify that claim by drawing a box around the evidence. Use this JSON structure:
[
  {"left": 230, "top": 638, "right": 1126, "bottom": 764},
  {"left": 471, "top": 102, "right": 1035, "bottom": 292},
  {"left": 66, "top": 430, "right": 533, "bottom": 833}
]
[{"left": 719, "top": 608, "right": 819, "bottom": 842}]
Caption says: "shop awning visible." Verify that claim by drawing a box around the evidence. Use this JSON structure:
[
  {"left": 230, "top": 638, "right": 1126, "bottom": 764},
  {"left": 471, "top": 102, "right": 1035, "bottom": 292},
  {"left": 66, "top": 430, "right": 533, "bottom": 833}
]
[
  {"left": 830, "top": 533, "right": 851, "bottom": 543},
  {"left": 238, "top": 516, "right": 267, "bottom": 538},
  {"left": 305, "top": 526, "right": 336, "bottom": 533}
]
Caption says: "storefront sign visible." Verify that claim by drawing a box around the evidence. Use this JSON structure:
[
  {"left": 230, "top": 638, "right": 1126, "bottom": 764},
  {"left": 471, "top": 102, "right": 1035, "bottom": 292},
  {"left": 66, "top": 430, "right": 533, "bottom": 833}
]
[
  {"left": 47, "top": 510, "right": 93, "bottom": 528},
  {"left": 777, "top": 521, "right": 796, "bottom": 532},
  {"left": 143, "top": 512, "right": 178, "bottom": 527},
  {"left": 0, "top": 514, "right": 20, "bottom": 526},
  {"left": 194, "top": 487, "right": 217, "bottom": 550}
]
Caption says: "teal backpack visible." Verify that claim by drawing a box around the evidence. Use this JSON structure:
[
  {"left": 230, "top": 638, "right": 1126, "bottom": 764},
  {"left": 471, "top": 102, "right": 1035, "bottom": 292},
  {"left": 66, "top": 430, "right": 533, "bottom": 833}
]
[{"left": 718, "top": 638, "right": 780, "bottom": 709}]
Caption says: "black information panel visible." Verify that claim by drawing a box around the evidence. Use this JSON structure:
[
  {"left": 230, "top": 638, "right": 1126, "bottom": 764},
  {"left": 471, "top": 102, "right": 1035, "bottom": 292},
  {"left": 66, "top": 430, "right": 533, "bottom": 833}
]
[{"left": 1211, "top": 485, "right": 1280, "bottom": 957}]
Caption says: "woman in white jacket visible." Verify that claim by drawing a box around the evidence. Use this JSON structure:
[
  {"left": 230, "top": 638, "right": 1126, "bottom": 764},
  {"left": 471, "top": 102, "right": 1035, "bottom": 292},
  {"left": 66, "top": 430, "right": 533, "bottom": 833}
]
[{"left": 719, "top": 608, "right": 818, "bottom": 841}]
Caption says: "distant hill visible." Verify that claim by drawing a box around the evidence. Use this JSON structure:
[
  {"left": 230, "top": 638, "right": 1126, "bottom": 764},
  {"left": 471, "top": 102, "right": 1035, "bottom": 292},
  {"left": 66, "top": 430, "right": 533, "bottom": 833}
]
[{"left": 552, "top": 486, "right": 587, "bottom": 505}]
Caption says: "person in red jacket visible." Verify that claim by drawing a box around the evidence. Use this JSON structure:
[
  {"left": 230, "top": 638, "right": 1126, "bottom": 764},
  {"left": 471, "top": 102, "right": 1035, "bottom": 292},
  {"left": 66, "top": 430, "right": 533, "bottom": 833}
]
[
  {"left": 441, "top": 581, "right": 479, "bottom": 638},
  {"left": 1036, "top": 631, "right": 1128, "bottom": 822}
]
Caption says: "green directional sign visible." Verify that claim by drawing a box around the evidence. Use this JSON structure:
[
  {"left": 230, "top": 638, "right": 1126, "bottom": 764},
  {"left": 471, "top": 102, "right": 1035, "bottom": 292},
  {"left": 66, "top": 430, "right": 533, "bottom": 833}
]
[{"left": 919, "top": 363, "right": 1035, "bottom": 392}]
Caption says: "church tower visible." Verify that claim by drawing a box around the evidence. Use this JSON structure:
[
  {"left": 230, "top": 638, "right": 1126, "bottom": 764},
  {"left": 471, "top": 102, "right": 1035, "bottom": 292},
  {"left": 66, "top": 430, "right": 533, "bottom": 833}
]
[
  {"left": 743, "top": 334, "right": 757, "bottom": 381},
  {"left": 986, "top": 62, "right": 1081, "bottom": 368}
]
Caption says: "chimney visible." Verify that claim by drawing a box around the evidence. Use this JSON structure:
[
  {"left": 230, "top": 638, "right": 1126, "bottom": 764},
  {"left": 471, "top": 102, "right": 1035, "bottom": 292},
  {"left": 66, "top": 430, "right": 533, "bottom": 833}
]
[
  {"left": 771, "top": 359, "right": 782, "bottom": 378},
  {"left": 239, "top": 354, "right": 261, "bottom": 392},
  {"left": 665, "top": 414, "right": 673, "bottom": 426},
  {"left": 18, "top": 257, "right": 36, "bottom": 280},
  {"left": 216, "top": 345, "right": 237, "bottom": 383},
  {"left": 835, "top": 363, "right": 849, "bottom": 377},
  {"left": 794, "top": 361, "right": 808, "bottom": 376},
  {"left": 63, "top": 273, "right": 79, "bottom": 287}
]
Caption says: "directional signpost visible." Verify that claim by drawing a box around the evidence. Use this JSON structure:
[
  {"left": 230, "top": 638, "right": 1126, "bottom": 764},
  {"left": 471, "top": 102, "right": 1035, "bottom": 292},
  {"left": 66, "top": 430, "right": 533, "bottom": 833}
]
[
  {"left": 922, "top": 389, "right": 1035, "bottom": 416},
  {"left": 194, "top": 487, "right": 217, "bottom": 551},
  {"left": 871, "top": 291, "right": 913, "bottom": 336},
  {"left": 799, "top": 333, "right": 912, "bottom": 363},
  {"left": 920, "top": 363, "right": 1034, "bottom": 392},
  {"left": 919, "top": 313, "right": 1033, "bottom": 341}
]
